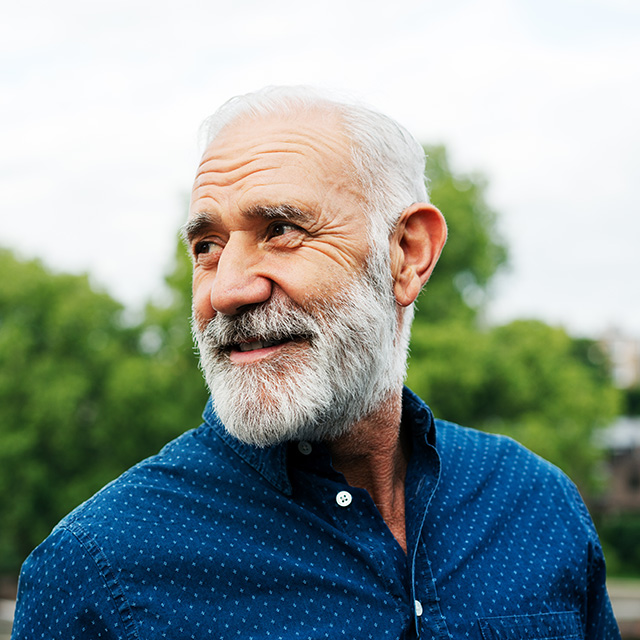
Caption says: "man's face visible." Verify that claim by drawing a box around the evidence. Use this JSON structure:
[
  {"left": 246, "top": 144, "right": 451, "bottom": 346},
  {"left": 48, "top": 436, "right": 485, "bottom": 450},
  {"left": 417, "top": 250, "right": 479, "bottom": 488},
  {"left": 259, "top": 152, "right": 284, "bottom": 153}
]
[
  {"left": 188, "top": 111, "right": 371, "bottom": 326},
  {"left": 186, "top": 112, "right": 401, "bottom": 445}
]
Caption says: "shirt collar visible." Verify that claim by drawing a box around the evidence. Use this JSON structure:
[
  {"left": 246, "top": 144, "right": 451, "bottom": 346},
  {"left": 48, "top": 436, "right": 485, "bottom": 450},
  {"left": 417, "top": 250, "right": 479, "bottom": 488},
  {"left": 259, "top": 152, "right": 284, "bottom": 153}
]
[
  {"left": 202, "top": 397, "right": 293, "bottom": 495},
  {"left": 201, "top": 386, "right": 437, "bottom": 495},
  {"left": 401, "top": 386, "right": 437, "bottom": 449}
]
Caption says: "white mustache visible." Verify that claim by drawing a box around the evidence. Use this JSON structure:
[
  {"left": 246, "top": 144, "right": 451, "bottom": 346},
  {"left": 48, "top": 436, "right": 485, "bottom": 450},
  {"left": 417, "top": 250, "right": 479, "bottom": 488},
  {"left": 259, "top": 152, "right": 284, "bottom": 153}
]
[{"left": 195, "top": 298, "right": 321, "bottom": 351}]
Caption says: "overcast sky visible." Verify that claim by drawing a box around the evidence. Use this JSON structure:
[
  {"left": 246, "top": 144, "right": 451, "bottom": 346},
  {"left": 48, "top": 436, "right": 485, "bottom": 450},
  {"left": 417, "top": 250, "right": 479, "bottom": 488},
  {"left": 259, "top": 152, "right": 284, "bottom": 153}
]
[{"left": 1, "top": 0, "right": 638, "bottom": 338}]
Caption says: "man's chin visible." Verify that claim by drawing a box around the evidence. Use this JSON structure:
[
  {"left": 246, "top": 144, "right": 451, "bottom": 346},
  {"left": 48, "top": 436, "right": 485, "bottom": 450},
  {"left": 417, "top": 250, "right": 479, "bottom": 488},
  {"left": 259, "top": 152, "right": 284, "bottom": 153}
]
[
  {"left": 211, "top": 381, "right": 361, "bottom": 448},
  {"left": 214, "top": 401, "right": 312, "bottom": 448},
  {"left": 203, "top": 360, "right": 320, "bottom": 445}
]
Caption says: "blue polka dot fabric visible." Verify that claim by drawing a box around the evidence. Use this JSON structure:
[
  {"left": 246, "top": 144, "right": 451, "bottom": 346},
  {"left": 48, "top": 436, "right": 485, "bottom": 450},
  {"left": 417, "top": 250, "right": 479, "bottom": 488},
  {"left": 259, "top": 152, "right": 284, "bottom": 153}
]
[{"left": 12, "top": 388, "right": 620, "bottom": 639}]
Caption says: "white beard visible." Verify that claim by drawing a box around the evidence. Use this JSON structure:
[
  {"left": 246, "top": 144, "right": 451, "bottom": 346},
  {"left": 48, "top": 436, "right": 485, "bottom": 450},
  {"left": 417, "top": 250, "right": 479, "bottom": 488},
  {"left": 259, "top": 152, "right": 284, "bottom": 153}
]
[{"left": 192, "top": 268, "right": 408, "bottom": 447}]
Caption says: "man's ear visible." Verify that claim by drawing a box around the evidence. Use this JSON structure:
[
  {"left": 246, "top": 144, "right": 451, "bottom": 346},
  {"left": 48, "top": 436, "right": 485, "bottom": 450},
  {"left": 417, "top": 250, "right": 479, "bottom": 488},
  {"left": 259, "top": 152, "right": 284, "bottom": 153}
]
[{"left": 390, "top": 203, "right": 447, "bottom": 307}]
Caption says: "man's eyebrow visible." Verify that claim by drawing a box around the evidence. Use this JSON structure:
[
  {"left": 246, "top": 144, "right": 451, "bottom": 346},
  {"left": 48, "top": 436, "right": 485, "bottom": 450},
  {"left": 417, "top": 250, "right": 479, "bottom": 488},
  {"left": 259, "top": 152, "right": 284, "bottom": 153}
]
[
  {"left": 245, "top": 204, "right": 315, "bottom": 225},
  {"left": 180, "top": 204, "right": 315, "bottom": 246},
  {"left": 180, "top": 212, "right": 218, "bottom": 246}
]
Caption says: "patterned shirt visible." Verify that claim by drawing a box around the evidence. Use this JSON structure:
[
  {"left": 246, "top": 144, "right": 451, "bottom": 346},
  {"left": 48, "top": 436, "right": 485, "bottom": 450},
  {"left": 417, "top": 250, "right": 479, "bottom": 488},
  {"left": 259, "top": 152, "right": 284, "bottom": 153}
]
[{"left": 12, "top": 388, "right": 620, "bottom": 639}]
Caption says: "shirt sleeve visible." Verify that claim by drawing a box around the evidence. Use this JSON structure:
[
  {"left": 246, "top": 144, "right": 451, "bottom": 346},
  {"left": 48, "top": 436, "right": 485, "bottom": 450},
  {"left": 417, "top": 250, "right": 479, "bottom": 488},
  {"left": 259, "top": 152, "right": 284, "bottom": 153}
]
[
  {"left": 584, "top": 535, "right": 622, "bottom": 640},
  {"left": 12, "top": 525, "right": 136, "bottom": 640},
  {"left": 563, "top": 481, "right": 622, "bottom": 640}
]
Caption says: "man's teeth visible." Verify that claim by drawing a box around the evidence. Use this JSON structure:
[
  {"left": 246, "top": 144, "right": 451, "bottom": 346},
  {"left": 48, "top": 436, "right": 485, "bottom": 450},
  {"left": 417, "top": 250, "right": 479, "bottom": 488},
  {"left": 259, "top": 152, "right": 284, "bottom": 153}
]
[{"left": 237, "top": 339, "right": 280, "bottom": 352}]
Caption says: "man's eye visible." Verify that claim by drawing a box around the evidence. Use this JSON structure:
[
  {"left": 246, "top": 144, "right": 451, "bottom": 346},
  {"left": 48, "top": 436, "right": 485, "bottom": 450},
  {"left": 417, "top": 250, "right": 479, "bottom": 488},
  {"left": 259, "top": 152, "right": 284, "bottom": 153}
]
[
  {"left": 194, "top": 241, "right": 216, "bottom": 255},
  {"left": 268, "top": 222, "right": 299, "bottom": 238}
]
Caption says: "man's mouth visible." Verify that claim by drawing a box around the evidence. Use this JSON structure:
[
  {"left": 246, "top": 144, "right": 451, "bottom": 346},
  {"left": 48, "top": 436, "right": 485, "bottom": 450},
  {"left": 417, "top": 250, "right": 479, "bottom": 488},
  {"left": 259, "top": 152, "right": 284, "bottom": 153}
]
[
  {"left": 225, "top": 335, "right": 312, "bottom": 364},
  {"left": 230, "top": 332, "right": 313, "bottom": 352},
  {"left": 236, "top": 338, "right": 287, "bottom": 352}
]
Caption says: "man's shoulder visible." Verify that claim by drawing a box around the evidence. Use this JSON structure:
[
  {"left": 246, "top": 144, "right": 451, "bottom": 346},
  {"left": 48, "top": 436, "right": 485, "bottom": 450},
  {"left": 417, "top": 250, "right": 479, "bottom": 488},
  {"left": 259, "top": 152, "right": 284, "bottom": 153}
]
[
  {"left": 432, "top": 417, "right": 593, "bottom": 530},
  {"left": 434, "top": 417, "right": 571, "bottom": 484},
  {"left": 57, "top": 425, "right": 218, "bottom": 534},
  {"left": 434, "top": 417, "right": 564, "bottom": 477},
  {"left": 403, "top": 387, "right": 578, "bottom": 495},
  {"left": 434, "top": 417, "right": 537, "bottom": 456},
  {"left": 14, "top": 421, "right": 247, "bottom": 638}
]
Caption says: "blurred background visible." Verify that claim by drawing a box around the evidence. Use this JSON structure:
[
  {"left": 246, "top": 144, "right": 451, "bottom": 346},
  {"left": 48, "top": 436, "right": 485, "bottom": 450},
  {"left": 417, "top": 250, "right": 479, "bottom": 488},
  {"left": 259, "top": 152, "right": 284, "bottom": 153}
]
[{"left": 1, "top": 0, "right": 639, "bottom": 636}]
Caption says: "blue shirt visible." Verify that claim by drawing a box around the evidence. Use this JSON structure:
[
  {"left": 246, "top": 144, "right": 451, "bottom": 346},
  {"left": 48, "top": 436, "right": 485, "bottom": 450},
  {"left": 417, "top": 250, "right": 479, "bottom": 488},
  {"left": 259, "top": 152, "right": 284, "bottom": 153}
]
[{"left": 13, "top": 388, "right": 619, "bottom": 639}]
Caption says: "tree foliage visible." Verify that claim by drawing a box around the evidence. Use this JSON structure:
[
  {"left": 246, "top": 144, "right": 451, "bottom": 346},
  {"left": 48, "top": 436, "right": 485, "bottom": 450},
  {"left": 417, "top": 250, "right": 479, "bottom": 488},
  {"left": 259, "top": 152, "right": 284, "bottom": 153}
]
[
  {"left": 595, "top": 514, "right": 640, "bottom": 577},
  {"left": 623, "top": 385, "right": 640, "bottom": 415},
  {"left": 0, "top": 250, "right": 202, "bottom": 572},
  {"left": 142, "top": 238, "right": 209, "bottom": 429},
  {"left": 416, "top": 146, "right": 508, "bottom": 324}
]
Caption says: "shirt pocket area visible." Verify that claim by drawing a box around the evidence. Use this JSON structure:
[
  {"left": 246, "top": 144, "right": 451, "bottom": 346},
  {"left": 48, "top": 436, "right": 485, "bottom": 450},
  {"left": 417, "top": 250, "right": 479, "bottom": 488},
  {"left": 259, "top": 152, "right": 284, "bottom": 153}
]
[{"left": 478, "top": 611, "right": 583, "bottom": 639}]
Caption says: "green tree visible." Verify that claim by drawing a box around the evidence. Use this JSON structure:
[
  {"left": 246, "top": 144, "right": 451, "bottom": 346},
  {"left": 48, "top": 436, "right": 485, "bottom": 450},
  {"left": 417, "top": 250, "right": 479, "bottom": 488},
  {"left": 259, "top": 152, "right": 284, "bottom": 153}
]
[
  {"left": 141, "top": 235, "right": 209, "bottom": 429},
  {"left": 623, "top": 385, "right": 640, "bottom": 415},
  {"left": 0, "top": 250, "right": 191, "bottom": 573},
  {"left": 417, "top": 145, "right": 508, "bottom": 324}
]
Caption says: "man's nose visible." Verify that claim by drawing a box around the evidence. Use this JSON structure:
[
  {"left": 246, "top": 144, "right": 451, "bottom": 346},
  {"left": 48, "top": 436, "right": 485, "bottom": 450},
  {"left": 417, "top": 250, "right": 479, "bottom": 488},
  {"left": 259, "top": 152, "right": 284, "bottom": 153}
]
[{"left": 209, "top": 235, "right": 272, "bottom": 315}]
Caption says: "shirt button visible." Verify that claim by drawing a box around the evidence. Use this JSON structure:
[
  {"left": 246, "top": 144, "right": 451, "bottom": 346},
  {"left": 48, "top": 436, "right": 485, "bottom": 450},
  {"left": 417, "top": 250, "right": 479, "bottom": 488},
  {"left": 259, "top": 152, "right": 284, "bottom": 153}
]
[
  {"left": 297, "top": 441, "right": 313, "bottom": 455},
  {"left": 414, "top": 600, "right": 423, "bottom": 617},
  {"left": 335, "top": 490, "right": 352, "bottom": 507}
]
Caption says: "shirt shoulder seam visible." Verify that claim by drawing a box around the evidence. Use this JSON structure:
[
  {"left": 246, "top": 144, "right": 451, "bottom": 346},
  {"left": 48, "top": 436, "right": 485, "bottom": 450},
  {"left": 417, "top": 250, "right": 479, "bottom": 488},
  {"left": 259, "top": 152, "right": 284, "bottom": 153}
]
[{"left": 62, "top": 520, "right": 142, "bottom": 640}]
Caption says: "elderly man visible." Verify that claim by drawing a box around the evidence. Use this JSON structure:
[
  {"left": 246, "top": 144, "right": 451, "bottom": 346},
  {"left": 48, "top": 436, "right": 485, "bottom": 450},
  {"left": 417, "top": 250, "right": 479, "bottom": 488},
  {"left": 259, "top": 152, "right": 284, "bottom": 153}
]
[{"left": 13, "top": 87, "right": 619, "bottom": 639}]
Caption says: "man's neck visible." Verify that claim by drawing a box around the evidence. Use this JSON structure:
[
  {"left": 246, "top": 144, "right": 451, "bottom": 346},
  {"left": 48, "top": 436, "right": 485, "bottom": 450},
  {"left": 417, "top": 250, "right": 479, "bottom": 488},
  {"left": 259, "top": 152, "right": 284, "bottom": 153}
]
[{"left": 327, "top": 389, "right": 409, "bottom": 553}]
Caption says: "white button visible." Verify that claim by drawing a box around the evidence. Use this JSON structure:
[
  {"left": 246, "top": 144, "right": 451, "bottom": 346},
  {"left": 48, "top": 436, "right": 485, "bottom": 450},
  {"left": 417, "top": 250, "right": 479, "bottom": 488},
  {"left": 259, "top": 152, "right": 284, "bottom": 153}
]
[
  {"left": 414, "top": 600, "right": 423, "bottom": 617},
  {"left": 336, "top": 491, "right": 352, "bottom": 507},
  {"left": 297, "top": 441, "right": 312, "bottom": 455}
]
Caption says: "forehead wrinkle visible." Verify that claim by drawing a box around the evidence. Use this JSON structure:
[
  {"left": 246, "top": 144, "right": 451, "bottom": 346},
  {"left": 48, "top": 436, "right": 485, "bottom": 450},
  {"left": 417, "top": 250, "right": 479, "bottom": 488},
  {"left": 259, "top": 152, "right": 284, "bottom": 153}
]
[
  {"left": 195, "top": 129, "right": 351, "bottom": 188},
  {"left": 193, "top": 165, "right": 282, "bottom": 192},
  {"left": 199, "top": 144, "right": 323, "bottom": 169},
  {"left": 193, "top": 158, "right": 261, "bottom": 189}
]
